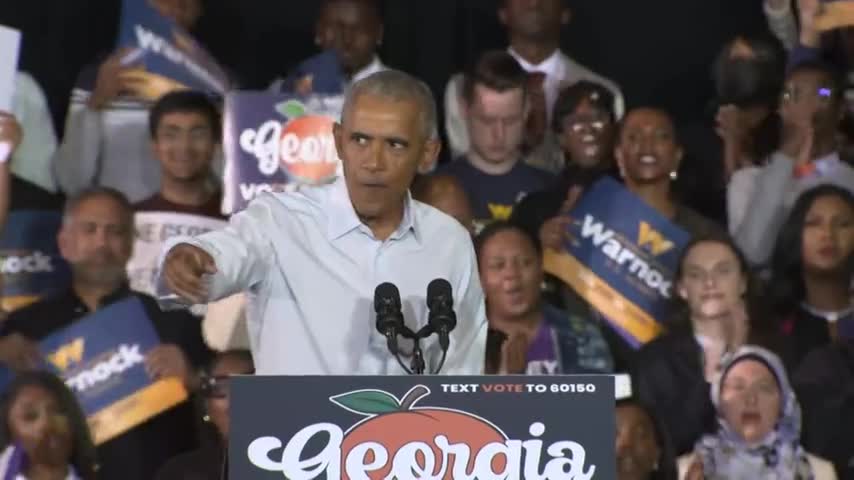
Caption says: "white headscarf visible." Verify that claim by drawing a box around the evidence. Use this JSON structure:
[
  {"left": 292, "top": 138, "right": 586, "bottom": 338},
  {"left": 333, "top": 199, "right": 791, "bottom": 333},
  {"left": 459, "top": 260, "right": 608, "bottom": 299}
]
[{"left": 694, "top": 346, "right": 814, "bottom": 480}]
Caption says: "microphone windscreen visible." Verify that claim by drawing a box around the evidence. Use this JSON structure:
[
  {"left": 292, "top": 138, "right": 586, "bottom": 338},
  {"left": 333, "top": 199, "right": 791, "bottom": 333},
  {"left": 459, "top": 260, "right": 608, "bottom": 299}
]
[
  {"left": 374, "top": 282, "right": 401, "bottom": 312},
  {"left": 426, "top": 278, "right": 453, "bottom": 309}
]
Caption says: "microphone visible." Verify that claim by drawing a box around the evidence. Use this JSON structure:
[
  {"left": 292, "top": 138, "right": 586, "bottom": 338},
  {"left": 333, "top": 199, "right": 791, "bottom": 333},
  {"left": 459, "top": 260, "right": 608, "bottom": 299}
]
[
  {"left": 427, "top": 279, "right": 457, "bottom": 352},
  {"left": 374, "top": 282, "right": 404, "bottom": 355}
]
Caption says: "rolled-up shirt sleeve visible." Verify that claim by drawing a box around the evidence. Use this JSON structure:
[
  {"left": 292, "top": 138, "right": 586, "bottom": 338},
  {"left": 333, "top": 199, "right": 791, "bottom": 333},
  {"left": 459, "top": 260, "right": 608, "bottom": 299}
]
[
  {"left": 440, "top": 240, "right": 488, "bottom": 375},
  {"left": 155, "top": 196, "right": 277, "bottom": 306}
]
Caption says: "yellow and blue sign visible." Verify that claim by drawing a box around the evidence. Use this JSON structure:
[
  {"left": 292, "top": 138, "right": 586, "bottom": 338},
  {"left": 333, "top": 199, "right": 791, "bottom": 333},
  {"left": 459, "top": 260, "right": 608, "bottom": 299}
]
[
  {"left": 544, "top": 178, "right": 691, "bottom": 347},
  {"left": 116, "top": 0, "right": 229, "bottom": 95},
  {"left": 6, "top": 298, "right": 187, "bottom": 445},
  {"left": 0, "top": 211, "right": 71, "bottom": 312}
]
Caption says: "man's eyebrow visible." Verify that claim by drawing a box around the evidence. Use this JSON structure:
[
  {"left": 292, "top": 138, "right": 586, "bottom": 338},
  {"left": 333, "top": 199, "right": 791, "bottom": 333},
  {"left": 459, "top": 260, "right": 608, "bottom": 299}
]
[{"left": 383, "top": 136, "right": 410, "bottom": 146}]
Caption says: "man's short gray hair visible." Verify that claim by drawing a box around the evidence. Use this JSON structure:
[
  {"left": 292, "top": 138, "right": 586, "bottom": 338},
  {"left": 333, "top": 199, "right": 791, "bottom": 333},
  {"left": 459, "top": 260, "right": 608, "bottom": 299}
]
[{"left": 343, "top": 70, "right": 439, "bottom": 140}]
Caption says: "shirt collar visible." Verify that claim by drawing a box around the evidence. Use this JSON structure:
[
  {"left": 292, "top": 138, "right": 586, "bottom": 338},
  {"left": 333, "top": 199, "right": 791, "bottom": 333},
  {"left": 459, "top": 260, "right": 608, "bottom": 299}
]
[
  {"left": 507, "top": 47, "right": 562, "bottom": 77},
  {"left": 351, "top": 56, "right": 386, "bottom": 84},
  {"left": 67, "top": 282, "right": 132, "bottom": 313},
  {"left": 326, "top": 176, "right": 420, "bottom": 244}
]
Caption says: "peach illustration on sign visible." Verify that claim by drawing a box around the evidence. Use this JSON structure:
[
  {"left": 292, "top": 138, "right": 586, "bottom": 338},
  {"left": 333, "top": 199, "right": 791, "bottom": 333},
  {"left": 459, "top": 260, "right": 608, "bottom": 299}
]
[
  {"left": 332, "top": 385, "right": 507, "bottom": 479},
  {"left": 275, "top": 100, "right": 339, "bottom": 184}
]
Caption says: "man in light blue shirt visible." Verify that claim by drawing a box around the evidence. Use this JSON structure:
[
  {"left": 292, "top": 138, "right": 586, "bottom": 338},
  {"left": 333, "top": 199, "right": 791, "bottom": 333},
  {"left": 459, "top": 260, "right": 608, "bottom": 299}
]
[{"left": 158, "top": 70, "right": 487, "bottom": 375}]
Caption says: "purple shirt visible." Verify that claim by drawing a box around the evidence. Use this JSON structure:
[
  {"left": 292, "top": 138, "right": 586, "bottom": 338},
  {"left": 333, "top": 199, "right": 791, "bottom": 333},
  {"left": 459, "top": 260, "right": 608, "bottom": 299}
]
[{"left": 525, "top": 321, "right": 561, "bottom": 374}]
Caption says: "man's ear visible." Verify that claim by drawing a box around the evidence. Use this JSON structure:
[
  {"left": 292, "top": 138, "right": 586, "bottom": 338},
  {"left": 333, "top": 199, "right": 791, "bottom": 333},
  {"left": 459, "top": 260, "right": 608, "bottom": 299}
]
[
  {"left": 333, "top": 122, "right": 345, "bottom": 158},
  {"left": 57, "top": 226, "right": 72, "bottom": 262},
  {"left": 498, "top": 7, "right": 508, "bottom": 27},
  {"left": 418, "top": 138, "right": 442, "bottom": 174},
  {"left": 561, "top": 7, "right": 571, "bottom": 25}
]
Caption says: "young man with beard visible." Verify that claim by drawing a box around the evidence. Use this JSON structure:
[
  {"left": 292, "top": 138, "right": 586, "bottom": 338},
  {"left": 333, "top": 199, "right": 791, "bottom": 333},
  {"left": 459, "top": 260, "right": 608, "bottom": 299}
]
[
  {"left": 136, "top": 90, "right": 224, "bottom": 219},
  {"left": 0, "top": 188, "right": 211, "bottom": 480}
]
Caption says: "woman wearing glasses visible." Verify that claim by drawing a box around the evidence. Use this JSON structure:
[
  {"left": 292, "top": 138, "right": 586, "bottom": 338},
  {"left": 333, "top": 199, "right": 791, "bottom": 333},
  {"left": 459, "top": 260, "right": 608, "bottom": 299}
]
[{"left": 155, "top": 350, "right": 254, "bottom": 480}]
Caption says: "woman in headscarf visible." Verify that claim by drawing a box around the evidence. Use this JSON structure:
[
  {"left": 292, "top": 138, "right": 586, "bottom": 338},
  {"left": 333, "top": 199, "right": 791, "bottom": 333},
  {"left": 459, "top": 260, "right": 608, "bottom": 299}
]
[
  {"left": 633, "top": 234, "right": 776, "bottom": 456},
  {"left": 679, "top": 345, "right": 836, "bottom": 479}
]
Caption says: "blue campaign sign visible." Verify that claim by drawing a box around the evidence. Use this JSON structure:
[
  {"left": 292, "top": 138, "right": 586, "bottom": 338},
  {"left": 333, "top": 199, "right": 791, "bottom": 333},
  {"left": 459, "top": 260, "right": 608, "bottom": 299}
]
[
  {"left": 544, "top": 178, "right": 691, "bottom": 347},
  {"left": 222, "top": 92, "right": 343, "bottom": 213},
  {"left": 230, "top": 375, "right": 615, "bottom": 479},
  {"left": 0, "top": 211, "right": 71, "bottom": 312},
  {"left": 38, "top": 297, "right": 187, "bottom": 445},
  {"left": 116, "top": 0, "right": 229, "bottom": 94}
]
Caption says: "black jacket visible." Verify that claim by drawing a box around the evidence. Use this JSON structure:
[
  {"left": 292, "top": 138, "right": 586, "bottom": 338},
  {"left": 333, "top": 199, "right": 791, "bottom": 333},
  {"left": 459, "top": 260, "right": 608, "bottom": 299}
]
[
  {"left": 631, "top": 332, "right": 716, "bottom": 456},
  {"left": 1, "top": 286, "right": 212, "bottom": 480},
  {"left": 793, "top": 340, "right": 854, "bottom": 480}
]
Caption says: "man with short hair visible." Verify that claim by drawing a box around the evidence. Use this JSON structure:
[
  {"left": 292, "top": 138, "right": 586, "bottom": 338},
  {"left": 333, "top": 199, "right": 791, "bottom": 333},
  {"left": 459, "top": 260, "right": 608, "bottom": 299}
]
[
  {"left": 0, "top": 187, "right": 211, "bottom": 480},
  {"left": 271, "top": 0, "right": 387, "bottom": 94},
  {"left": 136, "top": 90, "right": 224, "bottom": 219},
  {"left": 159, "top": 70, "right": 487, "bottom": 375},
  {"left": 53, "top": 0, "right": 221, "bottom": 203},
  {"left": 441, "top": 51, "right": 554, "bottom": 230},
  {"left": 445, "top": 0, "right": 624, "bottom": 173}
]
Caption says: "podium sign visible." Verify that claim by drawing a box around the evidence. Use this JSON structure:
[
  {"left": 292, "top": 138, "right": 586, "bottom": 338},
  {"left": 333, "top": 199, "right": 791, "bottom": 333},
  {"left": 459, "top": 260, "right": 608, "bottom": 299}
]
[{"left": 230, "top": 375, "right": 615, "bottom": 479}]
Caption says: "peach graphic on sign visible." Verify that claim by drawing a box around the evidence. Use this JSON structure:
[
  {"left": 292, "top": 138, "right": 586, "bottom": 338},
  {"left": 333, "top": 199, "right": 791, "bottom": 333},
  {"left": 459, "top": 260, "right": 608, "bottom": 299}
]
[
  {"left": 332, "top": 385, "right": 507, "bottom": 479},
  {"left": 275, "top": 100, "right": 339, "bottom": 184}
]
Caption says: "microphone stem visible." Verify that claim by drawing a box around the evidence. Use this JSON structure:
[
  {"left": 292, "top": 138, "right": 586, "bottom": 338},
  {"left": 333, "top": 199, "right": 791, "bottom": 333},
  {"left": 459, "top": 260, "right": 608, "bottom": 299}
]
[{"left": 411, "top": 338, "right": 426, "bottom": 375}]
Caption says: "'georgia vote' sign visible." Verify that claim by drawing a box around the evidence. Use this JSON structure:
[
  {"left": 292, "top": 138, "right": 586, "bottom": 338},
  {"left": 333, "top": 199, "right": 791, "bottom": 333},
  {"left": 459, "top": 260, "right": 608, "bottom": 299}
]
[
  {"left": 222, "top": 92, "right": 344, "bottom": 214},
  {"left": 230, "top": 375, "right": 615, "bottom": 479}
]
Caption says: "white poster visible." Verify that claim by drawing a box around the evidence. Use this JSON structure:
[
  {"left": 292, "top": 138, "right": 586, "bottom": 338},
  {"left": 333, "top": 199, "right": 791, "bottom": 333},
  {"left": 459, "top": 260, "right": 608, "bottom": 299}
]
[
  {"left": 0, "top": 25, "right": 21, "bottom": 111},
  {"left": 128, "top": 211, "right": 227, "bottom": 315}
]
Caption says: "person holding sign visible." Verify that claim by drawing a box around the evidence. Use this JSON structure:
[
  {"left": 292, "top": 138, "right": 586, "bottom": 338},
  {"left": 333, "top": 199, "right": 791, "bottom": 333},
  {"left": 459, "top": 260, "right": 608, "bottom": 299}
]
[
  {"left": 135, "top": 90, "right": 224, "bottom": 219},
  {"left": 270, "top": 0, "right": 387, "bottom": 95},
  {"left": 53, "top": 0, "right": 214, "bottom": 204},
  {"left": 0, "top": 188, "right": 211, "bottom": 480},
  {"left": 0, "top": 371, "right": 97, "bottom": 480},
  {"left": 540, "top": 107, "right": 720, "bottom": 371},
  {"left": 159, "top": 70, "right": 488, "bottom": 376}
]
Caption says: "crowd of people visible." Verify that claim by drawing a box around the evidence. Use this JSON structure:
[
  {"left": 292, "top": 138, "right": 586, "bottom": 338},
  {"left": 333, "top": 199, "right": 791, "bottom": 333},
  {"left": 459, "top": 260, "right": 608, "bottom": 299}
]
[{"left": 0, "top": 0, "right": 853, "bottom": 478}]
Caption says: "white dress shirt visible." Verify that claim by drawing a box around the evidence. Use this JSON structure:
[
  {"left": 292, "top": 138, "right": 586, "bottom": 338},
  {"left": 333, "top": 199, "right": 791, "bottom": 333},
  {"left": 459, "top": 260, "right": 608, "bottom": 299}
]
[{"left": 157, "top": 176, "right": 487, "bottom": 375}]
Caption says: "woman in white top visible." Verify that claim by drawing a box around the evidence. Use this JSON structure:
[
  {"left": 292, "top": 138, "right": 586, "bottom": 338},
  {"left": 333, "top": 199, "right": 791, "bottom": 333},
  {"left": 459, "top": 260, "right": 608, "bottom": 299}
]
[
  {"left": 679, "top": 346, "right": 836, "bottom": 480},
  {"left": 0, "top": 372, "right": 96, "bottom": 480}
]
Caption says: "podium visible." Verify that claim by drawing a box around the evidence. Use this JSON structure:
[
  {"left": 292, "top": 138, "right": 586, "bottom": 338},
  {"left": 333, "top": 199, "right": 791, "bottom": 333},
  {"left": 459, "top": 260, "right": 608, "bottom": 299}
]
[{"left": 229, "top": 375, "right": 616, "bottom": 479}]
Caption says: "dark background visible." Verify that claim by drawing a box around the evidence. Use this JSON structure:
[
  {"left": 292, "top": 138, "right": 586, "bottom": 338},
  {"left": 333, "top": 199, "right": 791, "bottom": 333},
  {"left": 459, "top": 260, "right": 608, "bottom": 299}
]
[{"left": 1, "top": 0, "right": 767, "bottom": 134}]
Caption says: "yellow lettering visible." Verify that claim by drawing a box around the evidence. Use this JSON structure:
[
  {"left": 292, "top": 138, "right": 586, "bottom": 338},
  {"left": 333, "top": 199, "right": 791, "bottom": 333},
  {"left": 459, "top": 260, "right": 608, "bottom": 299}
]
[
  {"left": 638, "top": 222, "right": 674, "bottom": 256},
  {"left": 487, "top": 203, "right": 514, "bottom": 221},
  {"left": 48, "top": 338, "right": 85, "bottom": 371}
]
